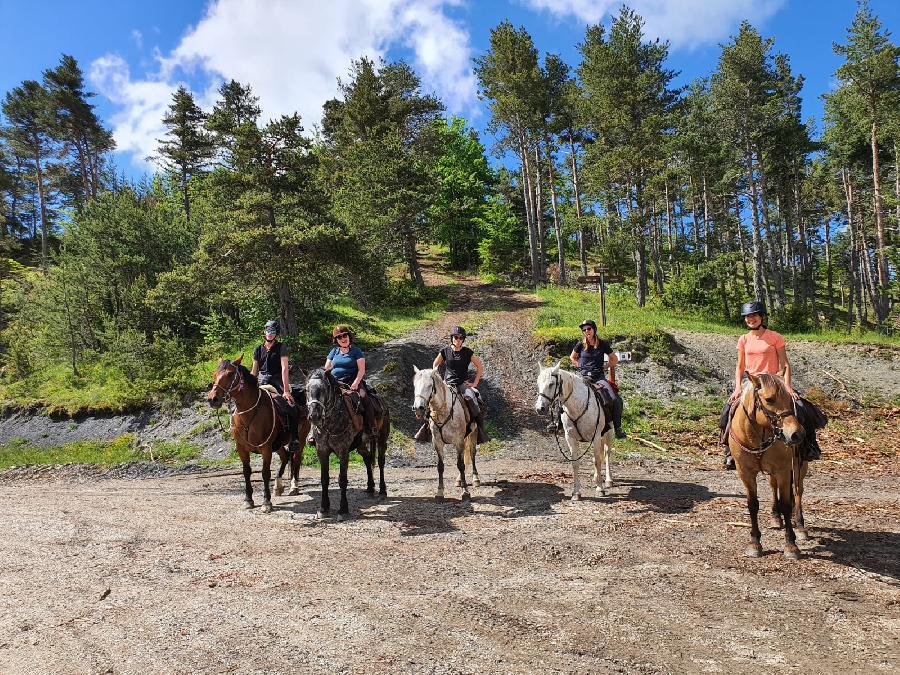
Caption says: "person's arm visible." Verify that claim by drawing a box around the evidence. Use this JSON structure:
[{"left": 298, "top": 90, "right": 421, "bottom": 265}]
[
  {"left": 280, "top": 350, "right": 292, "bottom": 402},
  {"left": 324, "top": 358, "right": 333, "bottom": 372},
  {"left": 607, "top": 351, "right": 619, "bottom": 382},
  {"left": 730, "top": 341, "right": 746, "bottom": 402},
  {"left": 250, "top": 358, "right": 259, "bottom": 377},
  {"left": 351, "top": 358, "right": 366, "bottom": 391},
  {"left": 432, "top": 352, "right": 445, "bottom": 369},
  {"left": 777, "top": 346, "right": 799, "bottom": 399},
  {"left": 570, "top": 342, "right": 581, "bottom": 368},
  {"left": 467, "top": 355, "right": 484, "bottom": 388}
]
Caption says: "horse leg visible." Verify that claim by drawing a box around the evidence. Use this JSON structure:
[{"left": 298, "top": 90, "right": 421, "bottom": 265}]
[
  {"left": 567, "top": 432, "right": 582, "bottom": 501},
  {"left": 238, "top": 446, "right": 254, "bottom": 509},
  {"left": 261, "top": 449, "right": 273, "bottom": 513},
  {"left": 469, "top": 433, "right": 480, "bottom": 487},
  {"left": 317, "top": 449, "right": 330, "bottom": 519},
  {"left": 274, "top": 447, "right": 288, "bottom": 497},
  {"left": 360, "top": 438, "right": 376, "bottom": 496},
  {"left": 434, "top": 438, "right": 445, "bottom": 501},
  {"left": 794, "top": 461, "right": 808, "bottom": 541},
  {"left": 775, "top": 470, "right": 800, "bottom": 560},
  {"left": 737, "top": 463, "right": 762, "bottom": 557},
  {"left": 337, "top": 452, "right": 350, "bottom": 520},
  {"left": 766, "top": 473, "right": 783, "bottom": 529},
  {"left": 602, "top": 430, "right": 614, "bottom": 489},
  {"left": 456, "top": 442, "right": 470, "bottom": 501},
  {"left": 377, "top": 419, "right": 388, "bottom": 498},
  {"left": 289, "top": 445, "right": 301, "bottom": 496},
  {"left": 592, "top": 433, "right": 605, "bottom": 496}
]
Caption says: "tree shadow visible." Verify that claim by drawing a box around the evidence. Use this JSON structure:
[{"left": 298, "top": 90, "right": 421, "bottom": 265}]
[
  {"left": 806, "top": 526, "right": 900, "bottom": 582},
  {"left": 614, "top": 478, "right": 725, "bottom": 514}
]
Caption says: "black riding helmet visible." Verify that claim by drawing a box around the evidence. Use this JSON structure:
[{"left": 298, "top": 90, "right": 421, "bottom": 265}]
[
  {"left": 449, "top": 326, "right": 467, "bottom": 339},
  {"left": 579, "top": 319, "right": 598, "bottom": 332},
  {"left": 264, "top": 319, "right": 280, "bottom": 334},
  {"left": 740, "top": 301, "right": 767, "bottom": 317}
]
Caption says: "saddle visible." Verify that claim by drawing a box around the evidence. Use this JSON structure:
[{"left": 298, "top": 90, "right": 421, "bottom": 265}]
[
  {"left": 340, "top": 383, "right": 381, "bottom": 435},
  {"left": 260, "top": 385, "right": 307, "bottom": 447},
  {"left": 586, "top": 380, "right": 615, "bottom": 436}
]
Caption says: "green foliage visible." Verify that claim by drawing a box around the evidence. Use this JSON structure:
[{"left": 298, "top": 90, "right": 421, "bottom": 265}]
[
  {"left": 477, "top": 195, "right": 525, "bottom": 278},
  {"left": 0, "top": 434, "right": 200, "bottom": 470}
]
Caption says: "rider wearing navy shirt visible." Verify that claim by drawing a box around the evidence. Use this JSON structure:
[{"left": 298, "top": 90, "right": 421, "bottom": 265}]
[
  {"left": 569, "top": 319, "right": 626, "bottom": 438},
  {"left": 324, "top": 325, "right": 376, "bottom": 435}
]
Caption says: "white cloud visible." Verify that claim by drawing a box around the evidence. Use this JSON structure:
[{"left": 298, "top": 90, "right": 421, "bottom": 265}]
[
  {"left": 90, "top": 0, "right": 477, "bottom": 171},
  {"left": 524, "top": 0, "right": 786, "bottom": 50}
]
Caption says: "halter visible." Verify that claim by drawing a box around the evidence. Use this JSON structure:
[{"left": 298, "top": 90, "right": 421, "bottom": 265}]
[
  {"left": 307, "top": 373, "right": 348, "bottom": 438},
  {"left": 416, "top": 373, "right": 464, "bottom": 445},
  {"left": 211, "top": 364, "right": 244, "bottom": 403},
  {"left": 729, "top": 385, "right": 799, "bottom": 455}
]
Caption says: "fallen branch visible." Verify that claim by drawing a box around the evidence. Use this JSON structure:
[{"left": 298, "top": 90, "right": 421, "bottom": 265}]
[
  {"left": 634, "top": 437, "right": 668, "bottom": 452},
  {"left": 725, "top": 521, "right": 752, "bottom": 528},
  {"left": 820, "top": 369, "right": 849, "bottom": 393}
]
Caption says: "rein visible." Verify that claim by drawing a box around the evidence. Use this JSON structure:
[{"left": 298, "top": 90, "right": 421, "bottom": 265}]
[
  {"left": 420, "top": 375, "right": 466, "bottom": 445},
  {"left": 730, "top": 386, "right": 798, "bottom": 455},
  {"left": 541, "top": 372, "right": 597, "bottom": 463},
  {"left": 307, "top": 374, "right": 352, "bottom": 439}
]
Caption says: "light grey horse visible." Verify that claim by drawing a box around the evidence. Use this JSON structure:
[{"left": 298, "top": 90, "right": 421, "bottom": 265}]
[
  {"left": 534, "top": 363, "right": 614, "bottom": 500},
  {"left": 412, "top": 367, "right": 479, "bottom": 500}
]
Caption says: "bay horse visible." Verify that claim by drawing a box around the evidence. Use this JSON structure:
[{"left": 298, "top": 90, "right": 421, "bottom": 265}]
[
  {"left": 207, "top": 355, "right": 311, "bottom": 513},
  {"left": 534, "top": 363, "right": 614, "bottom": 500},
  {"left": 728, "top": 372, "right": 808, "bottom": 559},
  {"left": 411, "top": 367, "right": 479, "bottom": 501},
  {"left": 305, "top": 368, "right": 389, "bottom": 520}
]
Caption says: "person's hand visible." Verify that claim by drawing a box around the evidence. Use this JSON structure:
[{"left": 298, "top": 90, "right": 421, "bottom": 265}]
[
  {"left": 787, "top": 388, "right": 800, "bottom": 401},
  {"left": 728, "top": 388, "right": 741, "bottom": 403},
  {"left": 350, "top": 382, "right": 359, "bottom": 392},
  {"left": 464, "top": 381, "right": 475, "bottom": 389},
  {"left": 284, "top": 391, "right": 294, "bottom": 403}
]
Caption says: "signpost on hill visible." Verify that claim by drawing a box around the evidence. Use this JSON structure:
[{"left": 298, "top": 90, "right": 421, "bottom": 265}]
[{"left": 576, "top": 266, "right": 623, "bottom": 327}]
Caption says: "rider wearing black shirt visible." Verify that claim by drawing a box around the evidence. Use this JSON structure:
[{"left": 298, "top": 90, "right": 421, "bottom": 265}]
[{"left": 569, "top": 319, "right": 626, "bottom": 438}]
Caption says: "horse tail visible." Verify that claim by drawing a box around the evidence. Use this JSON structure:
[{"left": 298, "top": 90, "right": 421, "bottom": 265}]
[{"left": 463, "top": 428, "right": 475, "bottom": 471}]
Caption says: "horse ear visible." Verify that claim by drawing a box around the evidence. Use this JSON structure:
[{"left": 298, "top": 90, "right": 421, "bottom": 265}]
[
  {"left": 551, "top": 360, "right": 561, "bottom": 373},
  {"left": 413, "top": 365, "right": 419, "bottom": 373},
  {"left": 234, "top": 353, "right": 244, "bottom": 365},
  {"left": 746, "top": 371, "right": 759, "bottom": 388}
]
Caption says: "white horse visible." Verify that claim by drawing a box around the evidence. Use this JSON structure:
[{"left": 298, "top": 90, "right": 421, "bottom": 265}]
[
  {"left": 534, "top": 363, "right": 615, "bottom": 500},
  {"left": 412, "top": 367, "right": 479, "bottom": 500}
]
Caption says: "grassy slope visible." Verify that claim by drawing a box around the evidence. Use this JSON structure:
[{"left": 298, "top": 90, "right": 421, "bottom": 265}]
[{"left": 0, "top": 289, "right": 448, "bottom": 416}]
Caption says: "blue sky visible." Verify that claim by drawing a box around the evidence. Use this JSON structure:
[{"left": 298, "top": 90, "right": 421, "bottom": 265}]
[{"left": 2, "top": 0, "right": 897, "bottom": 178}]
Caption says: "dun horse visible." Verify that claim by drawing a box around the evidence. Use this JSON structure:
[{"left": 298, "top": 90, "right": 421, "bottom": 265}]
[
  {"left": 305, "top": 369, "right": 389, "bottom": 520},
  {"left": 207, "top": 355, "right": 311, "bottom": 512},
  {"left": 411, "top": 367, "right": 479, "bottom": 501},
  {"left": 728, "top": 372, "right": 808, "bottom": 559},
  {"left": 534, "top": 363, "right": 615, "bottom": 500}
]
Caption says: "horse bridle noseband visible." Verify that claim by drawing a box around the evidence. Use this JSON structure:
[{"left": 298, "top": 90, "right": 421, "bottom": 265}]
[
  {"left": 540, "top": 372, "right": 601, "bottom": 461},
  {"left": 307, "top": 374, "right": 348, "bottom": 437},
  {"left": 416, "top": 375, "right": 463, "bottom": 445},
  {"left": 731, "top": 387, "right": 799, "bottom": 454}
]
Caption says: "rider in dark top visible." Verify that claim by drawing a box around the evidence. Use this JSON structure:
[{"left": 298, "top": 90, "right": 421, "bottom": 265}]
[
  {"left": 251, "top": 319, "right": 293, "bottom": 403},
  {"left": 569, "top": 319, "right": 626, "bottom": 438},
  {"left": 414, "top": 326, "right": 489, "bottom": 444}
]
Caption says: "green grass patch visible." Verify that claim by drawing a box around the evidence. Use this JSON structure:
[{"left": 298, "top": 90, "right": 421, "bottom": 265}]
[
  {"left": 0, "top": 434, "right": 202, "bottom": 471},
  {"left": 534, "top": 286, "right": 900, "bottom": 349}
]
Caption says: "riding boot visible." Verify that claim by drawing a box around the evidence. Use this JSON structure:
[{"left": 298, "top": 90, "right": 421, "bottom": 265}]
[
  {"left": 612, "top": 395, "right": 626, "bottom": 439},
  {"left": 719, "top": 400, "right": 736, "bottom": 469},
  {"left": 414, "top": 422, "right": 432, "bottom": 442}
]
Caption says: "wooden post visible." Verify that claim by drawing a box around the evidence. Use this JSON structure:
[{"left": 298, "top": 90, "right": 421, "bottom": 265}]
[{"left": 599, "top": 270, "right": 607, "bottom": 327}]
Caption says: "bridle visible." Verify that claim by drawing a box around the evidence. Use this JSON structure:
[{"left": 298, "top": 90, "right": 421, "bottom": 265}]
[
  {"left": 211, "top": 364, "right": 277, "bottom": 448},
  {"left": 415, "top": 373, "right": 462, "bottom": 445},
  {"left": 307, "top": 373, "right": 347, "bottom": 437},
  {"left": 539, "top": 370, "right": 600, "bottom": 462},
  {"left": 730, "top": 384, "right": 799, "bottom": 454}
]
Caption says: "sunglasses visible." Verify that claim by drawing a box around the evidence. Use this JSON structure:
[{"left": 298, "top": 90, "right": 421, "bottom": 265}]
[
  {"left": 581, "top": 327, "right": 594, "bottom": 333},
  {"left": 336, "top": 333, "right": 350, "bottom": 340}
]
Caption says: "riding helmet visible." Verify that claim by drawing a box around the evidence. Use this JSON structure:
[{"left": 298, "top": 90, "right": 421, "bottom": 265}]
[
  {"left": 449, "top": 326, "right": 467, "bottom": 339},
  {"left": 740, "top": 300, "right": 767, "bottom": 317},
  {"left": 264, "top": 319, "right": 280, "bottom": 334},
  {"left": 332, "top": 324, "right": 354, "bottom": 343},
  {"left": 579, "top": 319, "right": 598, "bottom": 331}
]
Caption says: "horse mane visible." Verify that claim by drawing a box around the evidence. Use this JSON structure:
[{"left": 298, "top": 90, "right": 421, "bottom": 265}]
[
  {"left": 307, "top": 367, "right": 336, "bottom": 386},
  {"left": 218, "top": 359, "right": 256, "bottom": 389}
]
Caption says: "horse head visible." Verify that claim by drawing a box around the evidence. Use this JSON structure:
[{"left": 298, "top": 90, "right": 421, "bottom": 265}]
[
  {"left": 306, "top": 368, "right": 337, "bottom": 425},
  {"left": 208, "top": 354, "right": 248, "bottom": 408},
  {"left": 534, "top": 361, "right": 562, "bottom": 414},
  {"left": 411, "top": 366, "right": 440, "bottom": 420},
  {"left": 745, "top": 372, "right": 804, "bottom": 446}
]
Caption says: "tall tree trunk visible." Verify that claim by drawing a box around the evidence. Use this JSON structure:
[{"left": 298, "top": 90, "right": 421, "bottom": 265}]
[
  {"left": 649, "top": 207, "right": 664, "bottom": 295},
  {"left": 744, "top": 145, "right": 767, "bottom": 305},
  {"left": 755, "top": 143, "right": 784, "bottom": 310},
  {"left": 402, "top": 220, "right": 423, "bottom": 288},
  {"left": 869, "top": 115, "right": 889, "bottom": 321},
  {"left": 633, "top": 177, "right": 649, "bottom": 306},
  {"left": 824, "top": 215, "right": 834, "bottom": 323},
  {"left": 517, "top": 127, "right": 540, "bottom": 284},
  {"left": 701, "top": 173, "right": 712, "bottom": 259},
  {"left": 567, "top": 132, "right": 587, "bottom": 277},
  {"left": 735, "top": 195, "right": 752, "bottom": 297},
  {"left": 544, "top": 139, "right": 566, "bottom": 284},
  {"left": 689, "top": 175, "right": 700, "bottom": 255},
  {"left": 33, "top": 144, "right": 49, "bottom": 275},
  {"left": 533, "top": 144, "right": 546, "bottom": 281}
]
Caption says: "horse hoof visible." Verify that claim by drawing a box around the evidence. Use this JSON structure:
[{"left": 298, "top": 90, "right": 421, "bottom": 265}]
[
  {"left": 460, "top": 491, "right": 471, "bottom": 501},
  {"left": 455, "top": 478, "right": 462, "bottom": 488},
  {"left": 571, "top": 493, "right": 581, "bottom": 502},
  {"left": 744, "top": 545, "right": 763, "bottom": 558},
  {"left": 261, "top": 502, "right": 272, "bottom": 514},
  {"left": 603, "top": 480, "right": 613, "bottom": 489},
  {"left": 783, "top": 546, "right": 801, "bottom": 560},
  {"left": 595, "top": 486, "right": 606, "bottom": 497},
  {"left": 242, "top": 499, "right": 254, "bottom": 510},
  {"left": 795, "top": 529, "right": 809, "bottom": 542},
  {"left": 274, "top": 486, "right": 284, "bottom": 497},
  {"left": 316, "top": 510, "right": 326, "bottom": 520},
  {"left": 337, "top": 513, "right": 348, "bottom": 522},
  {"left": 768, "top": 516, "right": 784, "bottom": 529},
  {"left": 288, "top": 488, "right": 300, "bottom": 496}
]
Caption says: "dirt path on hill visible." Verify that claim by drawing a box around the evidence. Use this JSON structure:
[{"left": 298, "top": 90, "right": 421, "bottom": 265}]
[{"left": 1, "top": 268, "right": 898, "bottom": 674}]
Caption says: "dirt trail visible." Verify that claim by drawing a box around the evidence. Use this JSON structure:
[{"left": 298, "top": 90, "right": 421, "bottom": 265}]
[{"left": 1, "top": 269, "right": 898, "bottom": 674}]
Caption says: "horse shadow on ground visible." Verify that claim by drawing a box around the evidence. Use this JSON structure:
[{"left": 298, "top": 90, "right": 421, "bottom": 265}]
[
  {"left": 806, "top": 526, "right": 900, "bottom": 582},
  {"left": 282, "top": 479, "right": 565, "bottom": 536},
  {"left": 609, "top": 478, "right": 729, "bottom": 514}
]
